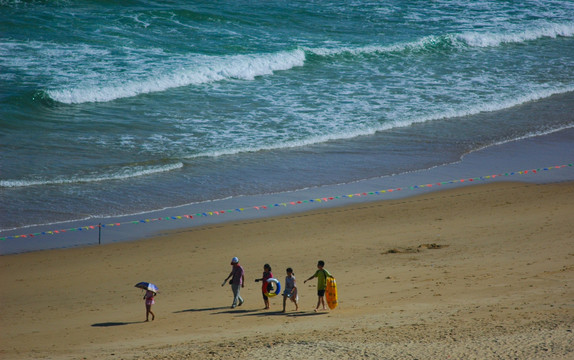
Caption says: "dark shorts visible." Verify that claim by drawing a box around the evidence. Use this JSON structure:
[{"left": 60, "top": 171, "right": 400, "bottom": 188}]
[{"left": 317, "top": 289, "right": 325, "bottom": 297}]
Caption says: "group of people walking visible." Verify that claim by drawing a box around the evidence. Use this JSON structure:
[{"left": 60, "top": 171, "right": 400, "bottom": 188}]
[
  {"left": 222, "top": 257, "right": 333, "bottom": 312},
  {"left": 140, "top": 257, "right": 333, "bottom": 321}
]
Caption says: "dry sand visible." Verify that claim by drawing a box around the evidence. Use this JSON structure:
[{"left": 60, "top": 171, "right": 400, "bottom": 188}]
[{"left": 1, "top": 181, "right": 573, "bottom": 359}]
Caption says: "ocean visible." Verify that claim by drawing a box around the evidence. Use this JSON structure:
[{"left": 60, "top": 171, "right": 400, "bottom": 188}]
[{"left": 1, "top": 0, "right": 574, "bottom": 236}]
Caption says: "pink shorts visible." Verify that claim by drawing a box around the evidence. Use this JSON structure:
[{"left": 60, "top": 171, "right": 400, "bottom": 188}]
[{"left": 146, "top": 299, "right": 155, "bottom": 306}]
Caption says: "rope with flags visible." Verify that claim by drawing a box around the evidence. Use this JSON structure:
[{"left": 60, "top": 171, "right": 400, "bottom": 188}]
[{"left": 1, "top": 163, "right": 571, "bottom": 242}]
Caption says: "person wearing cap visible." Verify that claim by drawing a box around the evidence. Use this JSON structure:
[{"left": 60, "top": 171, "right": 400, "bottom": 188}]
[{"left": 222, "top": 257, "right": 245, "bottom": 308}]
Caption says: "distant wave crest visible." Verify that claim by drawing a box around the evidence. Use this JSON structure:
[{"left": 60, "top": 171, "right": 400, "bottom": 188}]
[
  {"left": 0, "top": 162, "right": 183, "bottom": 188},
  {"left": 305, "top": 35, "right": 451, "bottom": 57},
  {"left": 457, "top": 22, "right": 574, "bottom": 47},
  {"left": 307, "top": 21, "right": 574, "bottom": 57},
  {"left": 42, "top": 22, "right": 573, "bottom": 105},
  {"left": 45, "top": 50, "right": 305, "bottom": 104}
]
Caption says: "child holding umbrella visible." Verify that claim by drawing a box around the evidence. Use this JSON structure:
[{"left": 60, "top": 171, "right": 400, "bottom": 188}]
[
  {"left": 135, "top": 282, "right": 158, "bottom": 321},
  {"left": 144, "top": 289, "right": 156, "bottom": 321}
]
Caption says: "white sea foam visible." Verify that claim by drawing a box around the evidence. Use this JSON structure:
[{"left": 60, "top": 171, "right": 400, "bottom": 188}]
[
  {"left": 24, "top": 21, "right": 574, "bottom": 105},
  {"left": 457, "top": 22, "right": 574, "bottom": 47},
  {"left": 0, "top": 162, "right": 184, "bottom": 188},
  {"left": 307, "top": 21, "right": 574, "bottom": 57},
  {"left": 409, "top": 85, "right": 574, "bottom": 124},
  {"left": 465, "top": 124, "right": 574, "bottom": 158},
  {"left": 46, "top": 50, "right": 306, "bottom": 104},
  {"left": 183, "top": 85, "right": 574, "bottom": 159},
  {"left": 305, "top": 35, "right": 446, "bottom": 57}
]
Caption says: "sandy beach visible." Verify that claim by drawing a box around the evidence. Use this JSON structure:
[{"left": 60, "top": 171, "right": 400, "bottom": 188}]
[{"left": 1, "top": 179, "right": 573, "bottom": 359}]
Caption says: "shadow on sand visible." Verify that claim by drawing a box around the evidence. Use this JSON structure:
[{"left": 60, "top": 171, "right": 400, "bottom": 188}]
[
  {"left": 172, "top": 306, "right": 329, "bottom": 317},
  {"left": 214, "top": 308, "right": 259, "bottom": 315},
  {"left": 173, "top": 306, "right": 229, "bottom": 313},
  {"left": 174, "top": 306, "right": 260, "bottom": 315},
  {"left": 91, "top": 321, "right": 145, "bottom": 327},
  {"left": 239, "top": 310, "right": 328, "bottom": 318}
]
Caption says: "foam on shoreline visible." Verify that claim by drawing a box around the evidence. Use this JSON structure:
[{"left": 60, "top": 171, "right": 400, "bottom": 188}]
[{"left": 1, "top": 127, "right": 572, "bottom": 255}]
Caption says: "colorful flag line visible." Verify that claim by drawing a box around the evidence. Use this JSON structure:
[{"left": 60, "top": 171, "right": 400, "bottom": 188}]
[{"left": 1, "top": 163, "right": 571, "bottom": 242}]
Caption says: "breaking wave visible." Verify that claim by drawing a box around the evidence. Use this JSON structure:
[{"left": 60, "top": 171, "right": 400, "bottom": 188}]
[
  {"left": 41, "top": 22, "right": 573, "bottom": 105},
  {"left": 0, "top": 162, "right": 183, "bottom": 188},
  {"left": 45, "top": 50, "right": 305, "bottom": 104}
]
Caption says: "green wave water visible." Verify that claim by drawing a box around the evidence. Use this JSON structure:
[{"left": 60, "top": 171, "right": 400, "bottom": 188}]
[{"left": 1, "top": 0, "right": 573, "bottom": 232}]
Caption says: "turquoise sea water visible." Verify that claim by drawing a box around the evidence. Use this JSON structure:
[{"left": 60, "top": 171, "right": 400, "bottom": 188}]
[{"left": 1, "top": 0, "right": 574, "bottom": 231}]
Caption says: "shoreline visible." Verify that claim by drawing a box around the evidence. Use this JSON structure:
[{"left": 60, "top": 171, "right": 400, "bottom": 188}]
[{"left": 1, "top": 126, "right": 573, "bottom": 255}]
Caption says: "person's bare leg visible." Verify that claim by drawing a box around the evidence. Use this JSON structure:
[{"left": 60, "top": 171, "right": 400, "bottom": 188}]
[{"left": 145, "top": 305, "right": 151, "bottom": 321}]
